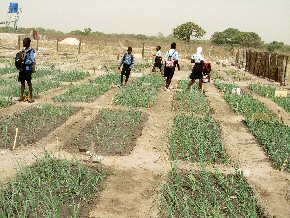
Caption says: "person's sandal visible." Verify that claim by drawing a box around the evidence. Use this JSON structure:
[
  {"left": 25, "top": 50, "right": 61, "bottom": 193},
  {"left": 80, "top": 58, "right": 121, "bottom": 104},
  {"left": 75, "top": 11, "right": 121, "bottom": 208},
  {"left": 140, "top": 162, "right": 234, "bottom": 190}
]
[
  {"left": 28, "top": 99, "right": 35, "bottom": 103},
  {"left": 18, "top": 98, "right": 24, "bottom": 102}
]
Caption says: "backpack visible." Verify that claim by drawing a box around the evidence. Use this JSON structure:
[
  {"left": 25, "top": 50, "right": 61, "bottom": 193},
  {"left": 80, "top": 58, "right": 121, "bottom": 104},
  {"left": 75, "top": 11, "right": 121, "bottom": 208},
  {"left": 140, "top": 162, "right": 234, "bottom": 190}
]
[
  {"left": 15, "top": 50, "right": 25, "bottom": 71},
  {"left": 165, "top": 51, "right": 176, "bottom": 68}
]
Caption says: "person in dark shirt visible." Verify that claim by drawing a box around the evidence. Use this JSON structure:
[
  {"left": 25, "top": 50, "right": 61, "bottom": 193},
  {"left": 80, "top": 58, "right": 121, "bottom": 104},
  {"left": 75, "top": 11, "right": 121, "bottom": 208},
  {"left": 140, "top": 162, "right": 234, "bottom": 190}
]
[{"left": 118, "top": 47, "right": 135, "bottom": 86}]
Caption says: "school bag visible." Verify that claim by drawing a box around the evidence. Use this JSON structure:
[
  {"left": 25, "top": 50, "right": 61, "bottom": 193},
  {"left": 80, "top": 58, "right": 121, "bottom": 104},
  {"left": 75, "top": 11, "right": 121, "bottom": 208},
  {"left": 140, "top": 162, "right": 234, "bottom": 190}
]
[
  {"left": 15, "top": 50, "right": 25, "bottom": 71},
  {"left": 165, "top": 51, "right": 176, "bottom": 68}
]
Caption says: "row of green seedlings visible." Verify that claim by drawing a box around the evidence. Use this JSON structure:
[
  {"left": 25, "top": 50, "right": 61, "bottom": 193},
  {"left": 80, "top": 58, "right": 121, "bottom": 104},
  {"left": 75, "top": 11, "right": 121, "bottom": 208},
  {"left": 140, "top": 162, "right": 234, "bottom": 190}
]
[
  {"left": 115, "top": 74, "right": 164, "bottom": 108},
  {"left": 160, "top": 166, "right": 262, "bottom": 217},
  {"left": 170, "top": 81, "right": 229, "bottom": 164},
  {"left": 0, "top": 104, "right": 77, "bottom": 149},
  {"left": 69, "top": 109, "right": 146, "bottom": 155},
  {"left": 0, "top": 154, "right": 106, "bottom": 217},
  {"left": 250, "top": 83, "right": 290, "bottom": 113},
  {"left": 216, "top": 81, "right": 290, "bottom": 172},
  {"left": 54, "top": 73, "right": 120, "bottom": 102}
]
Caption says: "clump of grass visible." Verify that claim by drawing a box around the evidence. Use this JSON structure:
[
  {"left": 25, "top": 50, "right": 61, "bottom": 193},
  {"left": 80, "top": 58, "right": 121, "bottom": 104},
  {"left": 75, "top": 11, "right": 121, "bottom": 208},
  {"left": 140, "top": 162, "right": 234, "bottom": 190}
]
[
  {"left": 0, "top": 154, "right": 106, "bottom": 217},
  {"left": 54, "top": 70, "right": 90, "bottom": 82},
  {"left": 160, "top": 167, "right": 262, "bottom": 217}
]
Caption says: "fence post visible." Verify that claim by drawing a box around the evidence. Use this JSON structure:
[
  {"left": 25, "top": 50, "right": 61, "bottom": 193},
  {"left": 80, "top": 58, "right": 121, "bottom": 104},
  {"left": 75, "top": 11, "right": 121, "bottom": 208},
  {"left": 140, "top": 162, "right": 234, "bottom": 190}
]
[
  {"left": 142, "top": 43, "right": 145, "bottom": 59},
  {"left": 18, "top": 35, "right": 21, "bottom": 50},
  {"left": 78, "top": 38, "right": 82, "bottom": 54},
  {"left": 56, "top": 38, "right": 59, "bottom": 53},
  {"left": 36, "top": 37, "right": 39, "bottom": 51}
]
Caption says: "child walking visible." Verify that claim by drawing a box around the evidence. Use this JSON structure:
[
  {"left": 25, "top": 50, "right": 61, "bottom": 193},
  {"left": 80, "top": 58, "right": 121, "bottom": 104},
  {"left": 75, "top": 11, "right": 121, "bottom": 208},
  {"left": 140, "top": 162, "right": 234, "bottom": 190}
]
[
  {"left": 118, "top": 47, "right": 134, "bottom": 86},
  {"left": 152, "top": 46, "right": 162, "bottom": 73}
]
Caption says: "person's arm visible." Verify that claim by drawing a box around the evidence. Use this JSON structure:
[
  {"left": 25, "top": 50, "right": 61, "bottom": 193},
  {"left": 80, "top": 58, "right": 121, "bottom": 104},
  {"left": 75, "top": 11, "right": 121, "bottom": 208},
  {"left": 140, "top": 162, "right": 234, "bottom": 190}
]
[
  {"left": 130, "top": 55, "right": 135, "bottom": 69},
  {"left": 118, "top": 54, "right": 125, "bottom": 69}
]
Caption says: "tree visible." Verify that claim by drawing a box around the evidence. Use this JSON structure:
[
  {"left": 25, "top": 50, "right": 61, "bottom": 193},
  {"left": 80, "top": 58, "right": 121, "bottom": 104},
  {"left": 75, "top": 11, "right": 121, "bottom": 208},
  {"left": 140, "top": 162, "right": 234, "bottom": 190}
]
[
  {"left": 173, "top": 22, "right": 206, "bottom": 42},
  {"left": 267, "top": 41, "right": 284, "bottom": 52},
  {"left": 211, "top": 28, "right": 263, "bottom": 48}
]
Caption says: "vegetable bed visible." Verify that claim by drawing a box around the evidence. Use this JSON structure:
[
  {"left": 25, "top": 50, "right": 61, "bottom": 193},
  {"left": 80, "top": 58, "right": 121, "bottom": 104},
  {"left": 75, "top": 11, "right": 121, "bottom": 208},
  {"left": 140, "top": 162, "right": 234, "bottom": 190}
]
[
  {"left": 115, "top": 74, "right": 163, "bottom": 108},
  {"left": 217, "top": 82, "right": 290, "bottom": 171},
  {"left": 54, "top": 73, "right": 119, "bottom": 102},
  {"left": 250, "top": 83, "right": 290, "bottom": 113},
  {"left": 69, "top": 109, "right": 146, "bottom": 155},
  {"left": 0, "top": 104, "right": 77, "bottom": 149},
  {"left": 0, "top": 154, "right": 106, "bottom": 217},
  {"left": 161, "top": 168, "right": 262, "bottom": 218}
]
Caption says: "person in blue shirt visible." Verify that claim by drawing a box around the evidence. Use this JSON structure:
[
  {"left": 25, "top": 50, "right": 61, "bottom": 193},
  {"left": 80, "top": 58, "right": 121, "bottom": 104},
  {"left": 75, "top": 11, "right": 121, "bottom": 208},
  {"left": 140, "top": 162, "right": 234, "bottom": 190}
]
[
  {"left": 163, "top": 42, "right": 180, "bottom": 91},
  {"left": 18, "top": 37, "right": 36, "bottom": 103},
  {"left": 118, "top": 47, "right": 134, "bottom": 86},
  {"left": 152, "top": 46, "right": 162, "bottom": 73}
]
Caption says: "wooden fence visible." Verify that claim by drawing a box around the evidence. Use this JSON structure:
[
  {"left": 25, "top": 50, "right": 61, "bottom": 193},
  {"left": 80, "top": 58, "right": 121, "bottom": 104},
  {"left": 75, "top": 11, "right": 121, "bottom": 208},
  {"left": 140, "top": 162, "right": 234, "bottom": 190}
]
[{"left": 236, "top": 49, "right": 288, "bottom": 85}]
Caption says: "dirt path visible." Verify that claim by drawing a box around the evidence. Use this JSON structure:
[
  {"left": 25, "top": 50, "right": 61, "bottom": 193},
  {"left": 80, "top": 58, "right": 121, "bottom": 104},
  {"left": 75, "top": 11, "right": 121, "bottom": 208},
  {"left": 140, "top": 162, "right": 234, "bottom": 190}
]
[{"left": 204, "top": 84, "right": 290, "bottom": 218}]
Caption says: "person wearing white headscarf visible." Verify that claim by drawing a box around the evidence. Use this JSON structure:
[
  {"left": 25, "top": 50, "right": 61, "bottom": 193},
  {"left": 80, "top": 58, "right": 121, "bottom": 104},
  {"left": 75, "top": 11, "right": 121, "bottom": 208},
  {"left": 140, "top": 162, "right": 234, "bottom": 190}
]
[{"left": 186, "top": 47, "right": 205, "bottom": 90}]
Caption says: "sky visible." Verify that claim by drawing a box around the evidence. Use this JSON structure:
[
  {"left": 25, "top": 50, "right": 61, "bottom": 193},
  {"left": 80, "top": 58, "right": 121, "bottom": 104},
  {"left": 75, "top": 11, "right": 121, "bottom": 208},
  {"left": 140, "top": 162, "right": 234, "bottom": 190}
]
[{"left": 0, "top": 0, "right": 290, "bottom": 44}]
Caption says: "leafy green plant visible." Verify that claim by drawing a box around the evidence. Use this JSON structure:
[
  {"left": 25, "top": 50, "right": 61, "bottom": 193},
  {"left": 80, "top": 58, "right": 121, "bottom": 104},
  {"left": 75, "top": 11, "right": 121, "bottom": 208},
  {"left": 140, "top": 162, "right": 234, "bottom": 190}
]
[
  {"left": 115, "top": 74, "right": 163, "bottom": 108},
  {"left": 161, "top": 167, "right": 262, "bottom": 217},
  {"left": 0, "top": 154, "right": 106, "bottom": 217}
]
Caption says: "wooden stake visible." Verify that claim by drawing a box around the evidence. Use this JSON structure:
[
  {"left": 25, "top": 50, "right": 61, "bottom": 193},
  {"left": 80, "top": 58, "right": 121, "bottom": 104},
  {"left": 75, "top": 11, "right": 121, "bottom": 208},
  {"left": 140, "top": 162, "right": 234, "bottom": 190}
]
[
  {"left": 78, "top": 38, "right": 82, "bottom": 54},
  {"left": 142, "top": 43, "right": 145, "bottom": 59},
  {"left": 12, "top": 128, "right": 19, "bottom": 150},
  {"left": 56, "top": 38, "right": 59, "bottom": 52},
  {"left": 18, "top": 35, "right": 21, "bottom": 50},
  {"left": 36, "top": 37, "right": 39, "bottom": 51}
]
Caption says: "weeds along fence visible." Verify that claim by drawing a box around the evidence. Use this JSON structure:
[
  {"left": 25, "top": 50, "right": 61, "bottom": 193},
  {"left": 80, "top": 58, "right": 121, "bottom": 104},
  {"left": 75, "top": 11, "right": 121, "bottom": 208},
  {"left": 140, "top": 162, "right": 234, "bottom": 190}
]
[{"left": 236, "top": 49, "right": 289, "bottom": 85}]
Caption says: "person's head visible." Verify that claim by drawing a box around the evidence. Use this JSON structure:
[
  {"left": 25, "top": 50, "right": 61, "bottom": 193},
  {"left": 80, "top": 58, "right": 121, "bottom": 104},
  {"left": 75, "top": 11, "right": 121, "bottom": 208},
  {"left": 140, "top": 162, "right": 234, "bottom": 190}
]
[
  {"left": 127, "top": 46, "right": 132, "bottom": 54},
  {"left": 23, "top": 37, "right": 31, "bottom": 48},
  {"left": 171, "top": 42, "right": 176, "bottom": 49},
  {"left": 156, "top": 46, "right": 161, "bottom": 51},
  {"left": 197, "top": 47, "right": 203, "bottom": 55}
]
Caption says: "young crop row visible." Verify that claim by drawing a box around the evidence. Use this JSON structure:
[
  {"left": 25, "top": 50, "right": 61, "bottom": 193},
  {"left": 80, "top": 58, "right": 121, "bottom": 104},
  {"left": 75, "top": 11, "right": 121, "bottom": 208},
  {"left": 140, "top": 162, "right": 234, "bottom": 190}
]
[
  {"left": 170, "top": 81, "right": 228, "bottom": 164},
  {"left": 0, "top": 154, "right": 106, "bottom": 217},
  {"left": 115, "top": 74, "right": 163, "bottom": 108},
  {"left": 160, "top": 167, "right": 261, "bottom": 217},
  {"left": 250, "top": 83, "right": 290, "bottom": 113},
  {"left": 70, "top": 109, "right": 145, "bottom": 155},
  {"left": 216, "top": 82, "right": 290, "bottom": 171},
  {"left": 0, "top": 65, "right": 16, "bottom": 75},
  {"left": 53, "top": 70, "right": 90, "bottom": 82},
  {"left": 54, "top": 73, "right": 119, "bottom": 103},
  {"left": 0, "top": 104, "right": 77, "bottom": 149}
]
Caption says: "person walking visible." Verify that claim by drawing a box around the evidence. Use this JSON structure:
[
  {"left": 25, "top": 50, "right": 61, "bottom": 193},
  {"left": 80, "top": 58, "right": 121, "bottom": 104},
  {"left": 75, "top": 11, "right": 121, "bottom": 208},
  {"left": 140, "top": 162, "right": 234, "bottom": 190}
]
[
  {"left": 118, "top": 46, "right": 135, "bottom": 86},
  {"left": 186, "top": 47, "right": 205, "bottom": 90},
  {"left": 163, "top": 42, "right": 179, "bottom": 91},
  {"left": 152, "top": 46, "right": 162, "bottom": 73}
]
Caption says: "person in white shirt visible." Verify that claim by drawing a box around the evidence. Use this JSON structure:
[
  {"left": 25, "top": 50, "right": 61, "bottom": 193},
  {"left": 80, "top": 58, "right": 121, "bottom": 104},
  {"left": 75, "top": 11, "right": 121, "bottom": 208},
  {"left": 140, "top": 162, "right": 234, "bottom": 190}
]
[
  {"left": 152, "top": 46, "right": 162, "bottom": 73},
  {"left": 186, "top": 47, "right": 205, "bottom": 90}
]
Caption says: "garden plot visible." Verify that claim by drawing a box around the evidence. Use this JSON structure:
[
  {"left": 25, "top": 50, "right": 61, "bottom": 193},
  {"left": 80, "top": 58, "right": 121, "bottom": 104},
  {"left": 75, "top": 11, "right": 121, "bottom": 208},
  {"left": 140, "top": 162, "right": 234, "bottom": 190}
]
[
  {"left": 68, "top": 109, "right": 147, "bottom": 155},
  {"left": 0, "top": 104, "right": 77, "bottom": 149},
  {"left": 115, "top": 74, "right": 163, "bottom": 108},
  {"left": 52, "top": 69, "right": 90, "bottom": 82},
  {"left": 170, "top": 82, "right": 229, "bottom": 164},
  {"left": 250, "top": 83, "right": 290, "bottom": 113},
  {"left": 216, "top": 82, "right": 290, "bottom": 171},
  {"left": 54, "top": 73, "right": 119, "bottom": 103},
  {"left": 0, "top": 65, "right": 16, "bottom": 76},
  {"left": 160, "top": 168, "right": 262, "bottom": 217},
  {"left": 0, "top": 154, "right": 106, "bottom": 217}
]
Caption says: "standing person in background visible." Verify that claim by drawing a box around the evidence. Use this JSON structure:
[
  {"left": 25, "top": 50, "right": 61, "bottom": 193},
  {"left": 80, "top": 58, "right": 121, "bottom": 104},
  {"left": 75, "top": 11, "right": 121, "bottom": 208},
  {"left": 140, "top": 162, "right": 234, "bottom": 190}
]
[
  {"left": 186, "top": 47, "right": 204, "bottom": 91},
  {"left": 152, "top": 46, "right": 162, "bottom": 73},
  {"left": 18, "top": 37, "right": 36, "bottom": 103},
  {"left": 163, "top": 42, "right": 179, "bottom": 91},
  {"left": 118, "top": 46, "right": 135, "bottom": 86}
]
